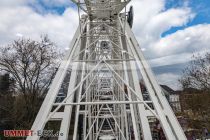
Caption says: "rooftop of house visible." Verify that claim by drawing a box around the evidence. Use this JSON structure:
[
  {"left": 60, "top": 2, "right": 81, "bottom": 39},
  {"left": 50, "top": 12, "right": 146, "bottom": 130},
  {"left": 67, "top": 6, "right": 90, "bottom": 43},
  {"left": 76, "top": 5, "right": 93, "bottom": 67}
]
[{"left": 160, "top": 85, "right": 178, "bottom": 95}]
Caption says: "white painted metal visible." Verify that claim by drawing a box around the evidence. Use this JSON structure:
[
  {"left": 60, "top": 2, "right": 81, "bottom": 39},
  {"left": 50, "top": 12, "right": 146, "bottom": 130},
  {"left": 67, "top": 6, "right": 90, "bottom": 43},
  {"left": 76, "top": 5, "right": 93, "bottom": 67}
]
[
  {"left": 27, "top": 0, "right": 186, "bottom": 140},
  {"left": 120, "top": 16, "right": 187, "bottom": 140}
]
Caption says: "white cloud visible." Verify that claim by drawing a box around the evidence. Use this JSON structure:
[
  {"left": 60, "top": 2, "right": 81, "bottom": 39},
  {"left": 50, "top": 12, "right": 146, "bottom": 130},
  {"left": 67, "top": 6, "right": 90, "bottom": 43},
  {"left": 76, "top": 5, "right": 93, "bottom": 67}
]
[
  {"left": 129, "top": 0, "right": 165, "bottom": 26},
  {"left": 153, "top": 24, "right": 210, "bottom": 58},
  {"left": 0, "top": 0, "right": 197, "bottom": 54},
  {"left": 129, "top": 0, "right": 195, "bottom": 49},
  {"left": 16, "top": 33, "right": 23, "bottom": 37},
  {"left": 127, "top": 0, "right": 210, "bottom": 89},
  {"left": 128, "top": 0, "right": 210, "bottom": 68},
  {"left": 149, "top": 53, "right": 192, "bottom": 67},
  {"left": 145, "top": 8, "right": 194, "bottom": 40},
  {"left": 156, "top": 73, "right": 181, "bottom": 90},
  {"left": 0, "top": 0, "right": 210, "bottom": 89},
  {"left": 0, "top": 0, "right": 27, "bottom": 7},
  {"left": 0, "top": 3, "right": 78, "bottom": 48}
]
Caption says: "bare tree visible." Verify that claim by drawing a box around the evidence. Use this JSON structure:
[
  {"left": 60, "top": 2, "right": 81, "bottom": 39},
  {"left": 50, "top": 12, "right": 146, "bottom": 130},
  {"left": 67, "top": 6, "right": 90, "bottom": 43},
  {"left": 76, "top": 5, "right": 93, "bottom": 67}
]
[
  {"left": 179, "top": 52, "right": 210, "bottom": 92},
  {"left": 0, "top": 36, "right": 61, "bottom": 128},
  {"left": 179, "top": 52, "right": 210, "bottom": 132}
]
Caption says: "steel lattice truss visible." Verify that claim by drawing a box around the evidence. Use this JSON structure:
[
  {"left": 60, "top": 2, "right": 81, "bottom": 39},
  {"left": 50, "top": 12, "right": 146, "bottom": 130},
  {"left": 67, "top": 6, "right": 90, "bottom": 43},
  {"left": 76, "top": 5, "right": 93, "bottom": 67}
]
[{"left": 27, "top": 0, "right": 187, "bottom": 140}]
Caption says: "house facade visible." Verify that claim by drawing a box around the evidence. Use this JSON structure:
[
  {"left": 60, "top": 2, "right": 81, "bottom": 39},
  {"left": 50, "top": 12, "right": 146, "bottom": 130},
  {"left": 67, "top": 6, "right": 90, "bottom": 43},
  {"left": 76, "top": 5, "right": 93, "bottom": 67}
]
[{"left": 160, "top": 85, "right": 182, "bottom": 113}]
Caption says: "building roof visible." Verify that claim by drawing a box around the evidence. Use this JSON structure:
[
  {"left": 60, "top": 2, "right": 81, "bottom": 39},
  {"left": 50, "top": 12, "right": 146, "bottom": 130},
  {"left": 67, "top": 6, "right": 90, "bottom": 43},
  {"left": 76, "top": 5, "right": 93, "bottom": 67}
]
[{"left": 160, "top": 85, "right": 177, "bottom": 95}]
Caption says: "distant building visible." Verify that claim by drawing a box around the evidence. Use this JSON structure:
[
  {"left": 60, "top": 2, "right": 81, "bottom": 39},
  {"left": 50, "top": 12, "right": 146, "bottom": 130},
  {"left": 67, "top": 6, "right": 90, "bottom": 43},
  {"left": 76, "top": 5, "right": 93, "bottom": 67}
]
[
  {"left": 160, "top": 85, "right": 181, "bottom": 113},
  {"left": 0, "top": 73, "right": 11, "bottom": 95}
]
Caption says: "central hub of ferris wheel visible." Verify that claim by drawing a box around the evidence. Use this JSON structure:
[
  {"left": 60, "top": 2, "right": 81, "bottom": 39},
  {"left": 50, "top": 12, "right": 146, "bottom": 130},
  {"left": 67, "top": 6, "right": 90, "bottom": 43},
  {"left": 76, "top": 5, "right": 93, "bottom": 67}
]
[{"left": 27, "top": 0, "right": 187, "bottom": 140}]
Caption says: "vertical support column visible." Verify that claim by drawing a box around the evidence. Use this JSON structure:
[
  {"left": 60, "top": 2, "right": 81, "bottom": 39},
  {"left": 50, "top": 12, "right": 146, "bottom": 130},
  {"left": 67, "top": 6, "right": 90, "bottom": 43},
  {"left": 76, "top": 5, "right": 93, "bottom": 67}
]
[
  {"left": 27, "top": 25, "right": 82, "bottom": 140},
  {"left": 120, "top": 28, "right": 153, "bottom": 139},
  {"left": 121, "top": 17, "right": 186, "bottom": 140},
  {"left": 122, "top": 53, "right": 140, "bottom": 140},
  {"left": 59, "top": 62, "right": 79, "bottom": 140},
  {"left": 126, "top": 26, "right": 176, "bottom": 140},
  {"left": 130, "top": 61, "right": 153, "bottom": 140},
  {"left": 72, "top": 62, "right": 86, "bottom": 140},
  {"left": 60, "top": 19, "right": 88, "bottom": 140}
]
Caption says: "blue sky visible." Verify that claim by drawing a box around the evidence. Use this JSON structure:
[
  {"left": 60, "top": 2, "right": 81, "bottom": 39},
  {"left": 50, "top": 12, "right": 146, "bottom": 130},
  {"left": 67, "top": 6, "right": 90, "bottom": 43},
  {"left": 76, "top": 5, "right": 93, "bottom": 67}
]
[
  {"left": 162, "top": 0, "right": 210, "bottom": 37},
  {"left": 28, "top": 0, "right": 75, "bottom": 15},
  {"left": 0, "top": 0, "right": 210, "bottom": 90}
]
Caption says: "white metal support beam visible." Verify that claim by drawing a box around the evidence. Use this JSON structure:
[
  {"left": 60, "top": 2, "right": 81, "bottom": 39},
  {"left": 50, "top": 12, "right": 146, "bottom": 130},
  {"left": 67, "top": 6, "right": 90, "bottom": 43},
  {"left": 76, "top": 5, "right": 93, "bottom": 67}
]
[
  {"left": 120, "top": 16, "right": 187, "bottom": 140},
  {"left": 28, "top": 0, "right": 187, "bottom": 139}
]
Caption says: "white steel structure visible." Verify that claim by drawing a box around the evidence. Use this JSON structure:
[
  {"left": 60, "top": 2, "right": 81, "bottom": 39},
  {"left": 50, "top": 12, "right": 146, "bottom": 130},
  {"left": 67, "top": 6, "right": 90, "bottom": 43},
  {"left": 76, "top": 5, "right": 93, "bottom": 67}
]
[{"left": 27, "top": 0, "right": 187, "bottom": 140}]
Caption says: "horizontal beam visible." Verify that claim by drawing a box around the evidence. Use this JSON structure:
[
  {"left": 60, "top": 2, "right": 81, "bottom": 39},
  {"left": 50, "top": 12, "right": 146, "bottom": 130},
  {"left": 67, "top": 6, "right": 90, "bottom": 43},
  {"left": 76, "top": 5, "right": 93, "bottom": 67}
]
[
  {"left": 73, "top": 59, "right": 135, "bottom": 62},
  {"left": 53, "top": 101, "right": 152, "bottom": 106}
]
